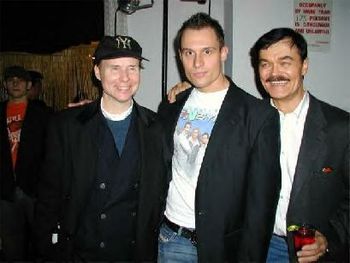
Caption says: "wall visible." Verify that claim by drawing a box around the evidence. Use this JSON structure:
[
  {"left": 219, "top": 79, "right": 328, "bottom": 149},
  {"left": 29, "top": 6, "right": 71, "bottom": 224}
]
[
  {"left": 127, "top": 0, "right": 222, "bottom": 111},
  {"left": 114, "top": 0, "right": 349, "bottom": 112},
  {"left": 232, "top": 0, "right": 350, "bottom": 112}
]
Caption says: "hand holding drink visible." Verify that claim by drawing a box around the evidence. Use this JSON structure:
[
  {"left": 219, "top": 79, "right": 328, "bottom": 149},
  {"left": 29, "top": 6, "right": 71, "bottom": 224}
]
[
  {"left": 288, "top": 224, "right": 329, "bottom": 262},
  {"left": 293, "top": 224, "right": 316, "bottom": 252}
]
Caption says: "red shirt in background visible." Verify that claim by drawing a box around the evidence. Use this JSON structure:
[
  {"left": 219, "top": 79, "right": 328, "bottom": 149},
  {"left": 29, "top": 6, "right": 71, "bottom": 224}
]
[{"left": 6, "top": 101, "right": 28, "bottom": 170}]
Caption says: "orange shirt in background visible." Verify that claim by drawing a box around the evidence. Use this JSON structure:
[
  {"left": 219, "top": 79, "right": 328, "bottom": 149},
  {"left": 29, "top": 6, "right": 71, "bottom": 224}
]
[{"left": 7, "top": 101, "right": 28, "bottom": 170}]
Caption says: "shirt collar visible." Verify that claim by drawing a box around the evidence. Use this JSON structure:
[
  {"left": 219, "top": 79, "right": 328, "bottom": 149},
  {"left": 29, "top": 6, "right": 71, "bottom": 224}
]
[
  {"left": 100, "top": 97, "right": 133, "bottom": 121},
  {"left": 270, "top": 91, "right": 310, "bottom": 120}
]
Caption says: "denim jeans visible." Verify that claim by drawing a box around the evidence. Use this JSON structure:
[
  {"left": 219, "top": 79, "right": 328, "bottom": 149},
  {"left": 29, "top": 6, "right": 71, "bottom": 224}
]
[
  {"left": 266, "top": 234, "right": 289, "bottom": 263},
  {"left": 158, "top": 223, "right": 198, "bottom": 262}
]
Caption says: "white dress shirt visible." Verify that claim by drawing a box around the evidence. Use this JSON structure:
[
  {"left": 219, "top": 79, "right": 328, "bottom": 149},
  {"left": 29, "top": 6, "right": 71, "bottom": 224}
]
[{"left": 272, "top": 91, "right": 310, "bottom": 236}]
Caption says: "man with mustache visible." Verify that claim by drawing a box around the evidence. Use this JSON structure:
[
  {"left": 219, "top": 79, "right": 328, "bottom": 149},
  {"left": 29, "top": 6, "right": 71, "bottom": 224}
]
[{"left": 249, "top": 27, "right": 349, "bottom": 263}]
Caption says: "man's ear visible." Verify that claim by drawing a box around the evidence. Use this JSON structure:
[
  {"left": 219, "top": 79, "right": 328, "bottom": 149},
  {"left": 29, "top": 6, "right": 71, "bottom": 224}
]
[
  {"left": 302, "top": 58, "right": 309, "bottom": 77},
  {"left": 26, "top": 81, "right": 32, "bottom": 90},
  {"left": 94, "top": 65, "right": 101, "bottom": 81},
  {"left": 178, "top": 50, "right": 183, "bottom": 61},
  {"left": 220, "top": 45, "right": 229, "bottom": 62}
]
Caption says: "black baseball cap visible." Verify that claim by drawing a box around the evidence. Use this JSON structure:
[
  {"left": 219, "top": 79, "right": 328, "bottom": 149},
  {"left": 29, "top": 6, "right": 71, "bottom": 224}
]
[
  {"left": 3, "top": 65, "right": 31, "bottom": 81},
  {"left": 92, "top": 35, "right": 149, "bottom": 64},
  {"left": 28, "top": 70, "right": 43, "bottom": 81}
]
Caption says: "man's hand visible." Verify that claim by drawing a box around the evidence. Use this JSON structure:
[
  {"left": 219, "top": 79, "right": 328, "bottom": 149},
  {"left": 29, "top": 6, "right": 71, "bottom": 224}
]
[
  {"left": 167, "top": 81, "right": 191, "bottom": 103},
  {"left": 67, "top": 99, "right": 93, "bottom": 108},
  {"left": 297, "top": 230, "right": 328, "bottom": 262}
]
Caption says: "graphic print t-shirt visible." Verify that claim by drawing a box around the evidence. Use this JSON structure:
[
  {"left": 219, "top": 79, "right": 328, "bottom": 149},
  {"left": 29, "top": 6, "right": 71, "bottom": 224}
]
[
  {"left": 7, "top": 101, "right": 27, "bottom": 169},
  {"left": 165, "top": 87, "right": 228, "bottom": 228}
]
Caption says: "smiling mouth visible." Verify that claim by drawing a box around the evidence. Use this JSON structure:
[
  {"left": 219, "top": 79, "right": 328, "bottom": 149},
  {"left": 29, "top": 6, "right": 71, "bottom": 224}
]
[
  {"left": 267, "top": 77, "right": 289, "bottom": 86},
  {"left": 268, "top": 80, "right": 289, "bottom": 86},
  {"left": 118, "top": 86, "right": 130, "bottom": 90}
]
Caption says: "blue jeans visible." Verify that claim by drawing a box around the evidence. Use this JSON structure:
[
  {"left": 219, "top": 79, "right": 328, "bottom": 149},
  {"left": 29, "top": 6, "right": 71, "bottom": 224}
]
[
  {"left": 266, "top": 234, "right": 289, "bottom": 263},
  {"left": 158, "top": 223, "right": 198, "bottom": 262}
]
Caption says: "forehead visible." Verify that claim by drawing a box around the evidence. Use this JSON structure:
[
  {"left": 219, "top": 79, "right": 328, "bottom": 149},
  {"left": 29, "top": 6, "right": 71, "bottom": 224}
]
[
  {"left": 181, "top": 27, "right": 219, "bottom": 48},
  {"left": 5, "top": 76, "right": 27, "bottom": 82},
  {"left": 259, "top": 38, "right": 301, "bottom": 60},
  {"left": 100, "top": 56, "right": 140, "bottom": 66}
]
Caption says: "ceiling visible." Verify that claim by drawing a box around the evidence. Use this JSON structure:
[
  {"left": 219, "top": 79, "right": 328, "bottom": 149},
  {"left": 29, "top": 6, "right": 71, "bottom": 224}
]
[{"left": 0, "top": 0, "right": 104, "bottom": 54}]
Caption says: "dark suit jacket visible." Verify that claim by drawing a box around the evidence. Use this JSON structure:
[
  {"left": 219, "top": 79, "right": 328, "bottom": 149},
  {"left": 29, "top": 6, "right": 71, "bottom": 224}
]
[
  {"left": 158, "top": 78, "right": 281, "bottom": 262},
  {"left": 0, "top": 100, "right": 51, "bottom": 200},
  {"left": 286, "top": 94, "right": 349, "bottom": 262},
  {"left": 34, "top": 100, "right": 168, "bottom": 261}
]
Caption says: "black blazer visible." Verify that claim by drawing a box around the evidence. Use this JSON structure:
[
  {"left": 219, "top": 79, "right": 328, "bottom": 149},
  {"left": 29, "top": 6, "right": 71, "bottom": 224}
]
[
  {"left": 34, "top": 100, "right": 168, "bottom": 261},
  {"left": 0, "top": 100, "right": 51, "bottom": 200},
  {"left": 286, "top": 94, "right": 349, "bottom": 262},
  {"left": 158, "top": 78, "right": 281, "bottom": 262}
]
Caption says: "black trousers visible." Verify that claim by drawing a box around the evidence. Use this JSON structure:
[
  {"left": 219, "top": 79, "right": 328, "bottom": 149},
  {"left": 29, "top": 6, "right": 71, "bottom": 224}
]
[{"left": 0, "top": 187, "right": 35, "bottom": 261}]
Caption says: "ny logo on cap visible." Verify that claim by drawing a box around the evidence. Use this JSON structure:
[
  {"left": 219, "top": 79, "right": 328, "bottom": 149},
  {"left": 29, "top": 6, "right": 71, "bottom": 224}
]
[{"left": 115, "top": 36, "right": 131, "bottom": 50}]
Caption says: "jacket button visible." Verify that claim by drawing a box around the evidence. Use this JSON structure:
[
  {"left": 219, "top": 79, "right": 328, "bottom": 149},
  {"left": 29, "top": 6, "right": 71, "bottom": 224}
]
[
  {"left": 100, "top": 241, "right": 105, "bottom": 248},
  {"left": 99, "top": 183, "right": 106, "bottom": 189},
  {"left": 100, "top": 213, "right": 106, "bottom": 220}
]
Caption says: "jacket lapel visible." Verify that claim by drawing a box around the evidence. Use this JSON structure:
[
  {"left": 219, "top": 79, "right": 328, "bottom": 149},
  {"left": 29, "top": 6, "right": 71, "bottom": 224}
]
[
  {"left": 69, "top": 102, "right": 102, "bottom": 216},
  {"left": 201, "top": 84, "right": 241, "bottom": 165},
  {"left": 161, "top": 89, "right": 191, "bottom": 153},
  {"left": 289, "top": 95, "right": 327, "bottom": 204}
]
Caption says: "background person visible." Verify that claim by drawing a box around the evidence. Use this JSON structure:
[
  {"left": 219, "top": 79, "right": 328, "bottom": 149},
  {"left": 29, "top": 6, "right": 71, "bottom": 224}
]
[
  {"left": 28, "top": 70, "right": 54, "bottom": 113},
  {"left": 0, "top": 65, "right": 51, "bottom": 261},
  {"left": 27, "top": 70, "right": 43, "bottom": 101}
]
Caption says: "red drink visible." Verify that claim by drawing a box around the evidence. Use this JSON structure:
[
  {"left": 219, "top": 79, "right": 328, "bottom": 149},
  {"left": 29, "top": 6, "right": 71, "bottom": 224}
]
[{"left": 293, "top": 225, "right": 315, "bottom": 251}]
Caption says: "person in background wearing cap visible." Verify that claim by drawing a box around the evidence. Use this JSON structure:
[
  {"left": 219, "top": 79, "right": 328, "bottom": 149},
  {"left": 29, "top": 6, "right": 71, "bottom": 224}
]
[
  {"left": 34, "top": 35, "right": 168, "bottom": 262},
  {"left": 27, "top": 70, "right": 43, "bottom": 101},
  {"left": 0, "top": 65, "right": 51, "bottom": 261},
  {"left": 28, "top": 70, "right": 54, "bottom": 112}
]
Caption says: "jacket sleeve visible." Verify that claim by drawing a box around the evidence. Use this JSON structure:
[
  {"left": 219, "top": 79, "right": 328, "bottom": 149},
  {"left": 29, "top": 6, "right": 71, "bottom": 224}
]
[
  {"left": 237, "top": 107, "right": 281, "bottom": 261},
  {"left": 34, "top": 114, "right": 66, "bottom": 260},
  {"left": 326, "top": 141, "right": 349, "bottom": 261}
]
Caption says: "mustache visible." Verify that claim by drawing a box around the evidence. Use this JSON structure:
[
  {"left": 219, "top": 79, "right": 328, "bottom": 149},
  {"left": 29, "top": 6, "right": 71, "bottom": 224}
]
[{"left": 266, "top": 76, "right": 289, "bottom": 82}]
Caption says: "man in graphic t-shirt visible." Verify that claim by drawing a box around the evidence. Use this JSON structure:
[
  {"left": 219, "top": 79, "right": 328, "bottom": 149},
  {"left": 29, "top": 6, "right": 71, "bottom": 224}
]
[
  {"left": 0, "top": 65, "right": 51, "bottom": 261},
  {"left": 157, "top": 13, "right": 281, "bottom": 262}
]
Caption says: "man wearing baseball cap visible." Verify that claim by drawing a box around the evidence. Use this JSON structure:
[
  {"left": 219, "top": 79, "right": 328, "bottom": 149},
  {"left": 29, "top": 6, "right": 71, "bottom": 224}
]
[
  {"left": 35, "top": 35, "right": 167, "bottom": 261},
  {"left": 0, "top": 66, "right": 51, "bottom": 261}
]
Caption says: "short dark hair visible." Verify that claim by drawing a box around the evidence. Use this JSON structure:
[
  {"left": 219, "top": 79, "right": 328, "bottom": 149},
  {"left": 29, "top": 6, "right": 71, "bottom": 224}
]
[
  {"left": 176, "top": 12, "right": 225, "bottom": 50},
  {"left": 249, "top": 27, "right": 308, "bottom": 70}
]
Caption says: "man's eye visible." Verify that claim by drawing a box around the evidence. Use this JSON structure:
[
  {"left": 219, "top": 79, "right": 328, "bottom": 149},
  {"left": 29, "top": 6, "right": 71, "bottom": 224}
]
[
  {"left": 129, "top": 67, "right": 138, "bottom": 72},
  {"left": 281, "top": 61, "right": 291, "bottom": 67}
]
